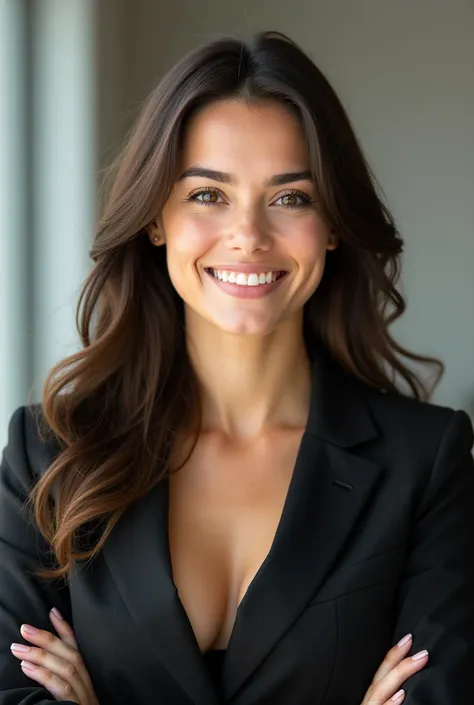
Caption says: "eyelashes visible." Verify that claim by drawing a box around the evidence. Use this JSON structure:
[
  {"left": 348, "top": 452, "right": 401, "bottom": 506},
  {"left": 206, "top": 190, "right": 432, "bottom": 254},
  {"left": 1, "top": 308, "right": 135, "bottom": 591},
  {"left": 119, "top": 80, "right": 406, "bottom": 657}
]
[
  {"left": 276, "top": 191, "right": 315, "bottom": 208},
  {"left": 186, "top": 188, "right": 222, "bottom": 206},
  {"left": 184, "top": 187, "right": 314, "bottom": 209}
]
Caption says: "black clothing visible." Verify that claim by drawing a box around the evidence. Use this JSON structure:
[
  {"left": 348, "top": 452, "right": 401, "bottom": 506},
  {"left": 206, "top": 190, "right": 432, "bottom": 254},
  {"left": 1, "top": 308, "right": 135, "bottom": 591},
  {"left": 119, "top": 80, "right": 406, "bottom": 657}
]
[{"left": 1, "top": 349, "right": 473, "bottom": 704}]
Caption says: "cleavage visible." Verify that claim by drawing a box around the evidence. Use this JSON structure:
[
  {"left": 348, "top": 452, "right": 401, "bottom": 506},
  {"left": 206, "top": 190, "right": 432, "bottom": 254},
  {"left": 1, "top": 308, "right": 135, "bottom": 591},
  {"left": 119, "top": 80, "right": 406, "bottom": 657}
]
[{"left": 167, "top": 429, "right": 303, "bottom": 651}]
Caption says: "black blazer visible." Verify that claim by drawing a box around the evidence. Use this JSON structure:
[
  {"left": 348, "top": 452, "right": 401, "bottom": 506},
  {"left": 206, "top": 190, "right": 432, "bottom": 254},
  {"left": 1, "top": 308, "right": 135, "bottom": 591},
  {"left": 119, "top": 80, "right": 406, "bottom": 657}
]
[{"left": 1, "top": 351, "right": 474, "bottom": 705}]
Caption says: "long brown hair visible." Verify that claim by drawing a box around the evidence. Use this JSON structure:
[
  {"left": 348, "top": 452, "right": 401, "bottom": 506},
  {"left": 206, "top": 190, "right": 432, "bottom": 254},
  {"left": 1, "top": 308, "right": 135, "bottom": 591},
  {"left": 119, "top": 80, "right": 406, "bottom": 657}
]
[{"left": 30, "top": 31, "right": 443, "bottom": 580}]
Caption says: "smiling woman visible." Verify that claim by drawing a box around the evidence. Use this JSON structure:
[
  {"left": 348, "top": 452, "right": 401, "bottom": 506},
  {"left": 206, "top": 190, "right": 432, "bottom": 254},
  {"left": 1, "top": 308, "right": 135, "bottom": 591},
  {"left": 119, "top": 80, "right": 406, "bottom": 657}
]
[{"left": 1, "top": 30, "right": 473, "bottom": 705}]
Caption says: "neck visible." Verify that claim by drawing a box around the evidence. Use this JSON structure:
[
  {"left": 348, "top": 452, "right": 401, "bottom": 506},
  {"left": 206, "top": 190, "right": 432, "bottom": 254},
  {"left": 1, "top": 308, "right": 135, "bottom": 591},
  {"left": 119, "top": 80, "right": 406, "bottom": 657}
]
[{"left": 185, "top": 311, "right": 311, "bottom": 440}]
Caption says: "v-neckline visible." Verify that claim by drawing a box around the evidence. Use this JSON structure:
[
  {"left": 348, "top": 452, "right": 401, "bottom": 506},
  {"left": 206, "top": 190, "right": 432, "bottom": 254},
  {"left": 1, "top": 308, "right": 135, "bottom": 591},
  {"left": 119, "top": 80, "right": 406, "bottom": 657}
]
[
  {"left": 163, "top": 346, "right": 324, "bottom": 654},
  {"left": 164, "top": 425, "right": 309, "bottom": 654}
]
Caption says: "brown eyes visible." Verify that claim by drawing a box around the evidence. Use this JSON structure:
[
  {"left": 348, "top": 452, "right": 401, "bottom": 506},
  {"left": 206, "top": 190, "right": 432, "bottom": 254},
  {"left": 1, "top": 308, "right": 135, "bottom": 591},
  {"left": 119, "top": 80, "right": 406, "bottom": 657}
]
[
  {"left": 185, "top": 187, "right": 313, "bottom": 209},
  {"left": 188, "top": 188, "right": 222, "bottom": 206},
  {"left": 278, "top": 192, "right": 313, "bottom": 208}
]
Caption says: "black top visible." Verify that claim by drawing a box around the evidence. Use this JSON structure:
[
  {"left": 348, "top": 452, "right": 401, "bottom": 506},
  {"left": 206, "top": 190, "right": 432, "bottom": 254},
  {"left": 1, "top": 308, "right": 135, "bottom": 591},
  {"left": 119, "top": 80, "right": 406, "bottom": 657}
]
[{"left": 203, "top": 649, "right": 226, "bottom": 693}]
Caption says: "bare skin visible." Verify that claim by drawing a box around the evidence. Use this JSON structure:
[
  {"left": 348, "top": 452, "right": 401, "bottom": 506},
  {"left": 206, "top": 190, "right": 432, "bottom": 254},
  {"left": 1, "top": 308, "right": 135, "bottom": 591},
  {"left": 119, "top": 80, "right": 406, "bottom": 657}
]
[{"left": 168, "top": 425, "right": 305, "bottom": 650}]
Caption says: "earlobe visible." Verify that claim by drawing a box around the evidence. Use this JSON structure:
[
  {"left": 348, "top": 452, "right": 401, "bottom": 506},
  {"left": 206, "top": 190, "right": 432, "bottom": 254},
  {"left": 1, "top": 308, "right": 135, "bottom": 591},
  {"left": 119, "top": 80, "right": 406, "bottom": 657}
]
[
  {"left": 327, "top": 230, "right": 340, "bottom": 251},
  {"left": 147, "top": 218, "right": 165, "bottom": 246}
]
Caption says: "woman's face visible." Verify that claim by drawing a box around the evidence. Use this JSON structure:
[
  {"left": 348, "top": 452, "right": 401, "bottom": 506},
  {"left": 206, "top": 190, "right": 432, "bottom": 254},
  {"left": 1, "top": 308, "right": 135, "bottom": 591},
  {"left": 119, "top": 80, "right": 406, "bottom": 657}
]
[{"left": 148, "top": 98, "right": 338, "bottom": 336}]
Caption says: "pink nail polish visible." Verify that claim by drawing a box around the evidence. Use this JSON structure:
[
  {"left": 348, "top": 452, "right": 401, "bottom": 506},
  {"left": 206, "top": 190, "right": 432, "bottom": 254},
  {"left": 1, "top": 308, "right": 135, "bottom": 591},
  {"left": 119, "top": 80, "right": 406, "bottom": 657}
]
[
  {"left": 391, "top": 689, "right": 405, "bottom": 702},
  {"left": 50, "top": 607, "right": 63, "bottom": 620},
  {"left": 397, "top": 633, "right": 412, "bottom": 648},
  {"left": 412, "top": 649, "right": 429, "bottom": 661},
  {"left": 21, "top": 624, "right": 38, "bottom": 635},
  {"left": 11, "top": 643, "right": 31, "bottom": 652},
  {"left": 21, "top": 661, "right": 37, "bottom": 670}
]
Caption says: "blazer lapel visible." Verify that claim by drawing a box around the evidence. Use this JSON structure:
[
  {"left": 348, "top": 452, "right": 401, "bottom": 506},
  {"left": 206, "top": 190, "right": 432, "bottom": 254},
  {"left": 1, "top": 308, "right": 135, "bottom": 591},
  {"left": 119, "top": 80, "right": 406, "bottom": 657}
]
[
  {"left": 102, "top": 478, "right": 219, "bottom": 705},
  {"left": 222, "top": 349, "right": 382, "bottom": 700}
]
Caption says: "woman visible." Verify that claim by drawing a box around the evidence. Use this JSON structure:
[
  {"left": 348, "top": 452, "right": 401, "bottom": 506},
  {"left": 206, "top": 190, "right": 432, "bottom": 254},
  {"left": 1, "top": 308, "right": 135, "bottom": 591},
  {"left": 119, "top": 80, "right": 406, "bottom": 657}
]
[{"left": 1, "top": 30, "right": 473, "bottom": 705}]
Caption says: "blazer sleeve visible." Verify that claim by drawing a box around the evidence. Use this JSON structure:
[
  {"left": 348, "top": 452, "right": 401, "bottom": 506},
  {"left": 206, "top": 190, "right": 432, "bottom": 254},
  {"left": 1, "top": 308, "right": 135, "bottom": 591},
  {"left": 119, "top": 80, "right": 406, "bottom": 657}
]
[
  {"left": 392, "top": 408, "right": 474, "bottom": 703},
  {"left": 0, "top": 405, "right": 76, "bottom": 705}
]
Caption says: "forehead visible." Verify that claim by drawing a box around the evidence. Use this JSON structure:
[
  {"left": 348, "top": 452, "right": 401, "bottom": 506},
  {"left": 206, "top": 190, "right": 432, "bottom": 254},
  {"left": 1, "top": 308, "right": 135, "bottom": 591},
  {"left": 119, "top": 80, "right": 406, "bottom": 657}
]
[{"left": 179, "top": 98, "right": 309, "bottom": 170}]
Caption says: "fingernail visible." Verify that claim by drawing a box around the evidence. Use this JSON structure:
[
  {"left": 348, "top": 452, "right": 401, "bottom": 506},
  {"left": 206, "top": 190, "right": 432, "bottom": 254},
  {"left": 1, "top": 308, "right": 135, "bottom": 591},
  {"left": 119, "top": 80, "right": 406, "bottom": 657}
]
[
  {"left": 50, "top": 607, "right": 63, "bottom": 620},
  {"left": 21, "top": 660, "right": 37, "bottom": 670},
  {"left": 412, "top": 649, "right": 429, "bottom": 660},
  {"left": 391, "top": 689, "right": 405, "bottom": 702},
  {"left": 397, "top": 633, "right": 412, "bottom": 648},
  {"left": 21, "top": 624, "right": 38, "bottom": 635},
  {"left": 10, "top": 643, "right": 31, "bottom": 652}
]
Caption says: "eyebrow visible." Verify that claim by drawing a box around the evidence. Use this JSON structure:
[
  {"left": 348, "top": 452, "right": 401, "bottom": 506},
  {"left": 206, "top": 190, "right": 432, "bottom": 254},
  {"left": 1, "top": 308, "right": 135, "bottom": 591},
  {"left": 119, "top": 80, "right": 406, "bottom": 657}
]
[{"left": 177, "top": 165, "right": 313, "bottom": 187}]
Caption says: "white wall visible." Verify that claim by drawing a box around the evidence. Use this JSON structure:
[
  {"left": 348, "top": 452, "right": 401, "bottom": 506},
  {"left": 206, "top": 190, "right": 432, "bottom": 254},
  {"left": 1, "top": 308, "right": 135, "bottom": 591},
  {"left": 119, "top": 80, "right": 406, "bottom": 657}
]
[{"left": 98, "top": 0, "right": 473, "bottom": 412}]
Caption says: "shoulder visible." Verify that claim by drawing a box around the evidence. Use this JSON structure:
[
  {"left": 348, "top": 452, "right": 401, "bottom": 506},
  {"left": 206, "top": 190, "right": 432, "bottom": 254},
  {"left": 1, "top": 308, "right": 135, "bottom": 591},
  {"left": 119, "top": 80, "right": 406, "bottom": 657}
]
[
  {"left": 361, "top": 383, "right": 473, "bottom": 467},
  {"left": 312, "top": 346, "right": 473, "bottom": 466},
  {"left": 1, "top": 403, "right": 62, "bottom": 485}
]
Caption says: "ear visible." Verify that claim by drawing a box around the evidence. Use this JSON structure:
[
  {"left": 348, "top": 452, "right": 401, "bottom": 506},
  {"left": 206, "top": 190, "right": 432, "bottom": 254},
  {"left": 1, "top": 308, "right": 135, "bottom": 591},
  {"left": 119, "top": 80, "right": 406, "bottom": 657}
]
[
  {"left": 146, "top": 217, "right": 165, "bottom": 246},
  {"left": 327, "top": 229, "right": 339, "bottom": 251}
]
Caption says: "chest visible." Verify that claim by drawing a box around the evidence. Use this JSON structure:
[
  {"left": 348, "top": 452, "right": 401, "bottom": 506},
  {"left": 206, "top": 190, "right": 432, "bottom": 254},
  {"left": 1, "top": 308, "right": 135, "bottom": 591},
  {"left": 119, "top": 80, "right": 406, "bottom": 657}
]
[
  {"left": 167, "top": 430, "right": 304, "bottom": 651},
  {"left": 72, "top": 431, "right": 415, "bottom": 705}
]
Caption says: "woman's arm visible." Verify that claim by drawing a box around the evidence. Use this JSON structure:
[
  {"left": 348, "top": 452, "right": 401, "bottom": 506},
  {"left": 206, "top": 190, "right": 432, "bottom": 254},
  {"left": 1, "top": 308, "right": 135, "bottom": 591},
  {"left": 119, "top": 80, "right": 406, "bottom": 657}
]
[
  {"left": 0, "top": 405, "right": 76, "bottom": 705},
  {"left": 391, "top": 409, "right": 474, "bottom": 702}
]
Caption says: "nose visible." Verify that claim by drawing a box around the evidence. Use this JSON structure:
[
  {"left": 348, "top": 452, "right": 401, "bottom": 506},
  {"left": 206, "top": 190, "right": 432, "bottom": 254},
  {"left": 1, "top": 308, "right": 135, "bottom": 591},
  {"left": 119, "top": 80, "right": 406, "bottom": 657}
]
[{"left": 226, "top": 212, "right": 271, "bottom": 255}]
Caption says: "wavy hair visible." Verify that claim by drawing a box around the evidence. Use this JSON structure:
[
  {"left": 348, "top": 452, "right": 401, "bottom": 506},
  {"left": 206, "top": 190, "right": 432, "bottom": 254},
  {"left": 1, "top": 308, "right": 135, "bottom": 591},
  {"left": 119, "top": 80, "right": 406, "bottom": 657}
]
[{"left": 29, "top": 30, "right": 443, "bottom": 580}]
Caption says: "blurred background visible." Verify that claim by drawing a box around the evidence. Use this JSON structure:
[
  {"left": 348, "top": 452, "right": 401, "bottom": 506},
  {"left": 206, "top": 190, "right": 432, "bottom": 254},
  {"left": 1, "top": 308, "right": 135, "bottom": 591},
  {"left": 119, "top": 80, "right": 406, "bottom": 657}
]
[{"left": 1, "top": 0, "right": 473, "bottom": 447}]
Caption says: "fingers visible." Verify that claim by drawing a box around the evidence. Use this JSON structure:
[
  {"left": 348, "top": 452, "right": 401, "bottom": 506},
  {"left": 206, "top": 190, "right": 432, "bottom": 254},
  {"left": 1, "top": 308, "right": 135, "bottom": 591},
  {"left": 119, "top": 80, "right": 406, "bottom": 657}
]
[
  {"left": 363, "top": 634, "right": 429, "bottom": 705},
  {"left": 370, "top": 633, "right": 414, "bottom": 685},
  {"left": 50, "top": 608, "right": 79, "bottom": 650},
  {"left": 15, "top": 660, "right": 80, "bottom": 703},
  {"left": 374, "top": 649, "right": 428, "bottom": 704},
  {"left": 10, "top": 612, "right": 94, "bottom": 705},
  {"left": 48, "top": 609, "right": 96, "bottom": 695}
]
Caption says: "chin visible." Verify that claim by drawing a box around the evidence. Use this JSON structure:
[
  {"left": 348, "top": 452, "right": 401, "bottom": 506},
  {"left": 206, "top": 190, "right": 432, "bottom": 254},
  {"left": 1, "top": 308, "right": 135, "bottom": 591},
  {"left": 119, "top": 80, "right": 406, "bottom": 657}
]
[{"left": 210, "top": 312, "right": 283, "bottom": 337}]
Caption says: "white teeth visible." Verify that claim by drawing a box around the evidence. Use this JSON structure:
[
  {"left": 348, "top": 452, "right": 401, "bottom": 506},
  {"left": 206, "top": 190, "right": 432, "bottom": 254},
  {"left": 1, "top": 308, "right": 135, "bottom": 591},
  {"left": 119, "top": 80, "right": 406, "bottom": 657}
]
[
  {"left": 247, "top": 274, "right": 259, "bottom": 286},
  {"left": 210, "top": 269, "right": 282, "bottom": 286}
]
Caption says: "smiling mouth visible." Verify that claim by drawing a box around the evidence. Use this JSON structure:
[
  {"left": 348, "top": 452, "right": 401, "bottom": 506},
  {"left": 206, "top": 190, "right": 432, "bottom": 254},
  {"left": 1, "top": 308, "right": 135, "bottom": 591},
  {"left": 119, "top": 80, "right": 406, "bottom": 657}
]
[{"left": 205, "top": 268, "right": 287, "bottom": 287}]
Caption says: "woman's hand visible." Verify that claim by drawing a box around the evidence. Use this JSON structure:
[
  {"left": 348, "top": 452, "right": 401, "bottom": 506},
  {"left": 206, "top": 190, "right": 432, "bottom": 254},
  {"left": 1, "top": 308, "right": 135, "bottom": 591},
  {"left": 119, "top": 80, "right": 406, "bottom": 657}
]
[
  {"left": 361, "top": 633, "right": 429, "bottom": 704},
  {"left": 10, "top": 608, "right": 99, "bottom": 705}
]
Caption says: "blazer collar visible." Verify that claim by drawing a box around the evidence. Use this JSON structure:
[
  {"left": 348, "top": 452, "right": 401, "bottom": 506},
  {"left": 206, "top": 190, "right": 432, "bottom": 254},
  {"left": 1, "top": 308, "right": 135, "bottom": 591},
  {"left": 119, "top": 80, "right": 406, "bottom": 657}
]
[{"left": 305, "top": 342, "right": 379, "bottom": 447}]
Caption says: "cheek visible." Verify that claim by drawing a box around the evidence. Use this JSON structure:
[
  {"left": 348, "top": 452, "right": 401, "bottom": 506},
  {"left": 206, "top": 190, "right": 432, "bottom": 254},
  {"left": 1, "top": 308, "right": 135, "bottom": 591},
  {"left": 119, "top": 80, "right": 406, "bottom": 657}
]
[
  {"left": 288, "top": 224, "right": 331, "bottom": 272},
  {"left": 282, "top": 224, "right": 331, "bottom": 306},
  {"left": 165, "top": 215, "right": 218, "bottom": 274}
]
